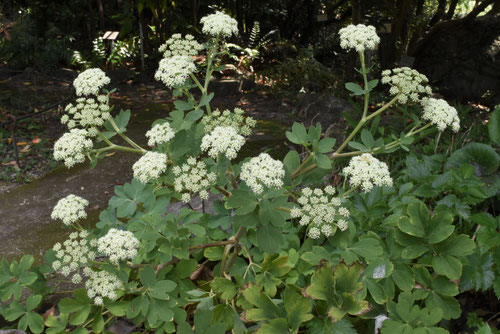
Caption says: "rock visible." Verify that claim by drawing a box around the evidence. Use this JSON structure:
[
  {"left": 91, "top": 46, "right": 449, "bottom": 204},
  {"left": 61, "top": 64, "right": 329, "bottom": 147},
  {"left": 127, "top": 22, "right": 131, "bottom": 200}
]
[
  {"left": 107, "top": 319, "right": 135, "bottom": 334},
  {"left": 0, "top": 330, "right": 27, "bottom": 334}
]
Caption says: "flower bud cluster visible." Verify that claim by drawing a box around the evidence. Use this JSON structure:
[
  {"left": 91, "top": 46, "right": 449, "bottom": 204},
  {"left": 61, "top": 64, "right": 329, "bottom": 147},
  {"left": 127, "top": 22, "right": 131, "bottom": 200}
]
[
  {"left": 51, "top": 194, "right": 89, "bottom": 226},
  {"left": 85, "top": 270, "right": 123, "bottom": 305},
  {"left": 133, "top": 152, "right": 168, "bottom": 184},
  {"left": 155, "top": 55, "right": 196, "bottom": 88},
  {"left": 97, "top": 228, "right": 140, "bottom": 264},
  {"left": 54, "top": 129, "right": 93, "bottom": 168},
  {"left": 201, "top": 108, "right": 256, "bottom": 136},
  {"left": 240, "top": 153, "right": 285, "bottom": 195},
  {"left": 62, "top": 95, "right": 111, "bottom": 133},
  {"left": 290, "top": 186, "right": 350, "bottom": 239},
  {"left": 52, "top": 230, "right": 96, "bottom": 284},
  {"left": 421, "top": 97, "right": 460, "bottom": 132},
  {"left": 145, "top": 122, "right": 175, "bottom": 147},
  {"left": 159, "top": 33, "right": 204, "bottom": 58},
  {"left": 73, "top": 68, "right": 110, "bottom": 96},
  {"left": 339, "top": 24, "right": 380, "bottom": 52},
  {"left": 201, "top": 126, "right": 245, "bottom": 160},
  {"left": 343, "top": 153, "right": 393, "bottom": 192},
  {"left": 200, "top": 11, "right": 238, "bottom": 38},
  {"left": 381, "top": 67, "right": 432, "bottom": 104},
  {"left": 172, "top": 157, "right": 217, "bottom": 202}
]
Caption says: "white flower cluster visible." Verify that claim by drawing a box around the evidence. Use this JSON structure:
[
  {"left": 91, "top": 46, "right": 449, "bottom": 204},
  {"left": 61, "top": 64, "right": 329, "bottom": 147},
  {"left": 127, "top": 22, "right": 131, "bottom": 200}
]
[
  {"left": 97, "top": 228, "right": 140, "bottom": 264},
  {"left": 290, "top": 186, "right": 350, "bottom": 239},
  {"left": 339, "top": 24, "right": 380, "bottom": 52},
  {"left": 421, "top": 98, "right": 460, "bottom": 132},
  {"left": 51, "top": 194, "right": 89, "bottom": 226},
  {"left": 172, "top": 157, "right": 217, "bottom": 202},
  {"left": 133, "top": 152, "right": 168, "bottom": 184},
  {"left": 343, "top": 153, "right": 393, "bottom": 192},
  {"left": 54, "top": 129, "right": 93, "bottom": 168},
  {"left": 155, "top": 55, "right": 196, "bottom": 88},
  {"left": 62, "top": 95, "right": 111, "bottom": 133},
  {"left": 51, "top": 230, "right": 96, "bottom": 284},
  {"left": 73, "top": 68, "right": 111, "bottom": 96},
  {"left": 201, "top": 108, "right": 256, "bottom": 136},
  {"left": 86, "top": 270, "right": 123, "bottom": 305},
  {"left": 381, "top": 67, "right": 432, "bottom": 104},
  {"left": 201, "top": 126, "right": 245, "bottom": 160},
  {"left": 240, "top": 153, "right": 285, "bottom": 195},
  {"left": 200, "top": 11, "right": 238, "bottom": 38},
  {"left": 159, "top": 33, "right": 204, "bottom": 58},
  {"left": 145, "top": 122, "right": 175, "bottom": 147}
]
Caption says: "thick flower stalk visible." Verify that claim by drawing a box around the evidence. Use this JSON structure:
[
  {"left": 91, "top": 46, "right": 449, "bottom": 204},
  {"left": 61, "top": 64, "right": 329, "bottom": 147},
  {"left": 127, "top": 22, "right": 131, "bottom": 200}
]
[
  {"left": 159, "top": 33, "right": 204, "bottom": 58},
  {"left": 145, "top": 122, "right": 175, "bottom": 147},
  {"left": 97, "top": 228, "right": 140, "bottom": 265},
  {"left": 343, "top": 153, "right": 393, "bottom": 192},
  {"left": 339, "top": 24, "right": 380, "bottom": 52},
  {"left": 201, "top": 126, "right": 245, "bottom": 160},
  {"left": 155, "top": 55, "right": 196, "bottom": 88},
  {"left": 132, "top": 151, "right": 168, "bottom": 184},
  {"left": 421, "top": 97, "right": 460, "bottom": 132},
  {"left": 240, "top": 153, "right": 285, "bottom": 194},
  {"left": 62, "top": 95, "right": 111, "bottom": 133},
  {"left": 53, "top": 129, "right": 93, "bottom": 168},
  {"left": 172, "top": 157, "right": 217, "bottom": 202},
  {"left": 200, "top": 11, "right": 238, "bottom": 38},
  {"left": 51, "top": 230, "right": 96, "bottom": 284},
  {"left": 73, "top": 68, "right": 111, "bottom": 96},
  {"left": 291, "top": 186, "right": 350, "bottom": 239},
  {"left": 201, "top": 107, "right": 256, "bottom": 136},
  {"left": 85, "top": 270, "right": 123, "bottom": 305},
  {"left": 51, "top": 194, "right": 89, "bottom": 226},
  {"left": 381, "top": 67, "right": 432, "bottom": 104}
]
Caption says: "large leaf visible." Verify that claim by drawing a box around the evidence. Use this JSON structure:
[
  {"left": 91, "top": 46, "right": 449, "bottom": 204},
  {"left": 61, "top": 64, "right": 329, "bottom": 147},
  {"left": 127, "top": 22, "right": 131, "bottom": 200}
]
[
  {"left": 445, "top": 143, "right": 499, "bottom": 176},
  {"left": 488, "top": 107, "right": 500, "bottom": 145}
]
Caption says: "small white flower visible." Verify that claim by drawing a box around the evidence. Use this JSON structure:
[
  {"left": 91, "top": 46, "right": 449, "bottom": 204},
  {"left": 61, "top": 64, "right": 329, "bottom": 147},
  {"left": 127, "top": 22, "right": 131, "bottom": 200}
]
[
  {"left": 173, "top": 157, "right": 216, "bottom": 202},
  {"left": 339, "top": 24, "right": 380, "bottom": 52},
  {"left": 145, "top": 122, "right": 175, "bottom": 147},
  {"left": 343, "top": 154, "right": 393, "bottom": 192},
  {"left": 132, "top": 152, "right": 168, "bottom": 184},
  {"left": 159, "top": 34, "right": 204, "bottom": 57},
  {"left": 201, "top": 126, "right": 245, "bottom": 160},
  {"left": 155, "top": 55, "right": 196, "bottom": 88},
  {"left": 73, "top": 68, "right": 110, "bottom": 96},
  {"left": 200, "top": 11, "right": 238, "bottom": 38},
  {"left": 421, "top": 98, "right": 460, "bottom": 132},
  {"left": 97, "top": 228, "right": 139, "bottom": 264},
  {"left": 381, "top": 67, "right": 432, "bottom": 104},
  {"left": 201, "top": 107, "right": 256, "bottom": 136},
  {"left": 51, "top": 195, "right": 89, "bottom": 225},
  {"left": 54, "top": 129, "right": 93, "bottom": 168},
  {"left": 240, "top": 153, "right": 285, "bottom": 195},
  {"left": 85, "top": 270, "right": 123, "bottom": 305}
]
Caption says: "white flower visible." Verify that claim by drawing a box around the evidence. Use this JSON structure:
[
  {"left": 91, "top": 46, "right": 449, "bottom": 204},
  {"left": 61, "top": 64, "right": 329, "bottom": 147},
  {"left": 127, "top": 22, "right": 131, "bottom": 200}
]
[
  {"left": 339, "top": 24, "right": 380, "bottom": 52},
  {"left": 202, "top": 107, "right": 256, "bottom": 136},
  {"left": 51, "top": 195, "right": 89, "bottom": 225},
  {"left": 85, "top": 270, "right": 123, "bottom": 305},
  {"left": 133, "top": 152, "right": 168, "bottom": 184},
  {"left": 54, "top": 129, "right": 93, "bottom": 168},
  {"left": 201, "top": 126, "right": 245, "bottom": 160},
  {"left": 200, "top": 11, "right": 238, "bottom": 38},
  {"left": 145, "top": 122, "right": 175, "bottom": 147},
  {"left": 97, "top": 228, "right": 140, "bottom": 264},
  {"left": 73, "top": 68, "right": 110, "bottom": 96},
  {"left": 421, "top": 98, "right": 460, "bottom": 132},
  {"left": 240, "top": 153, "right": 285, "bottom": 194},
  {"left": 159, "top": 34, "right": 204, "bottom": 58},
  {"left": 381, "top": 67, "right": 432, "bottom": 104},
  {"left": 62, "top": 95, "right": 110, "bottom": 130},
  {"left": 173, "top": 157, "right": 216, "bottom": 202},
  {"left": 343, "top": 154, "right": 393, "bottom": 192},
  {"left": 155, "top": 55, "right": 196, "bottom": 88}
]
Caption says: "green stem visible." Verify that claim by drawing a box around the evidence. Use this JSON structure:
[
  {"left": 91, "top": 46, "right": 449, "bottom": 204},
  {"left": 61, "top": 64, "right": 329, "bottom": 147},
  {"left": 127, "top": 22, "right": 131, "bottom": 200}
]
[
  {"left": 215, "top": 185, "right": 232, "bottom": 197},
  {"left": 189, "top": 73, "right": 204, "bottom": 92},
  {"left": 220, "top": 226, "right": 246, "bottom": 275},
  {"left": 359, "top": 51, "right": 370, "bottom": 119},
  {"left": 108, "top": 118, "right": 146, "bottom": 152},
  {"left": 290, "top": 153, "right": 313, "bottom": 178}
]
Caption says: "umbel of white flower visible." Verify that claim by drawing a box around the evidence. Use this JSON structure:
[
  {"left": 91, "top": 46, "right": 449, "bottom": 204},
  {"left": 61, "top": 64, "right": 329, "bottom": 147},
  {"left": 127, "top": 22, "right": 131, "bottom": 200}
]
[
  {"left": 339, "top": 24, "right": 380, "bottom": 52},
  {"left": 290, "top": 186, "right": 350, "bottom": 239},
  {"left": 54, "top": 129, "right": 93, "bottom": 168},
  {"left": 97, "top": 228, "right": 140, "bottom": 265},
  {"left": 85, "top": 270, "right": 123, "bottom": 305},
  {"left": 201, "top": 107, "right": 256, "bottom": 136},
  {"left": 133, "top": 151, "right": 168, "bottom": 184},
  {"left": 51, "top": 194, "right": 89, "bottom": 226},
  {"left": 200, "top": 11, "right": 238, "bottom": 38},
  {"left": 201, "top": 126, "right": 245, "bottom": 160},
  {"left": 421, "top": 97, "right": 460, "bottom": 132},
  {"left": 343, "top": 153, "right": 393, "bottom": 192},
  {"left": 155, "top": 55, "right": 196, "bottom": 88},
  {"left": 172, "top": 157, "right": 217, "bottom": 203},
  {"left": 62, "top": 95, "right": 111, "bottom": 132},
  {"left": 145, "top": 121, "right": 175, "bottom": 147},
  {"left": 240, "top": 153, "right": 285, "bottom": 195},
  {"left": 381, "top": 67, "right": 432, "bottom": 104},
  {"left": 73, "top": 68, "right": 111, "bottom": 96},
  {"left": 159, "top": 33, "right": 204, "bottom": 58}
]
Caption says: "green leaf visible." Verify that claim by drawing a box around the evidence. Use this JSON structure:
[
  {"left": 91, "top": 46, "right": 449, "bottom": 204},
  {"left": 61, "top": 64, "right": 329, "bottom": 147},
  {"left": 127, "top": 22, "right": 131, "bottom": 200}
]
[
  {"left": 199, "top": 92, "right": 214, "bottom": 107},
  {"left": 107, "top": 301, "right": 130, "bottom": 316},
  {"left": 360, "top": 129, "right": 375, "bottom": 148},
  {"left": 284, "top": 286, "right": 313, "bottom": 332},
  {"left": 432, "top": 255, "right": 462, "bottom": 280},
  {"left": 256, "top": 224, "right": 283, "bottom": 254},
  {"left": 286, "top": 122, "right": 309, "bottom": 145},
  {"left": 461, "top": 253, "right": 495, "bottom": 291},
  {"left": 367, "top": 79, "right": 379, "bottom": 91},
  {"left": 437, "top": 234, "right": 475, "bottom": 257},
  {"left": 349, "top": 238, "right": 383, "bottom": 261},
  {"left": 283, "top": 150, "right": 301, "bottom": 176},
  {"left": 26, "top": 294, "right": 42, "bottom": 312},
  {"left": 392, "top": 263, "right": 415, "bottom": 291},
  {"left": 304, "top": 263, "right": 336, "bottom": 302},
  {"left": 23, "top": 312, "right": 44, "bottom": 333},
  {"left": 211, "top": 278, "right": 238, "bottom": 300},
  {"left": 345, "top": 82, "right": 364, "bottom": 95},
  {"left": 256, "top": 318, "right": 289, "bottom": 334},
  {"left": 3, "top": 301, "right": 25, "bottom": 321},
  {"left": 315, "top": 153, "right": 332, "bottom": 169},
  {"left": 92, "top": 312, "right": 104, "bottom": 333},
  {"left": 348, "top": 141, "right": 368, "bottom": 152},
  {"left": 488, "top": 107, "right": 500, "bottom": 145},
  {"left": 69, "top": 305, "right": 91, "bottom": 326},
  {"left": 431, "top": 276, "right": 459, "bottom": 296},
  {"left": 174, "top": 259, "right": 197, "bottom": 279},
  {"left": 427, "top": 212, "right": 455, "bottom": 244},
  {"left": 140, "top": 265, "right": 156, "bottom": 288},
  {"left": 317, "top": 138, "right": 336, "bottom": 153},
  {"left": 174, "top": 99, "right": 194, "bottom": 111},
  {"left": 242, "top": 285, "right": 280, "bottom": 321},
  {"left": 445, "top": 142, "right": 500, "bottom": 176}
]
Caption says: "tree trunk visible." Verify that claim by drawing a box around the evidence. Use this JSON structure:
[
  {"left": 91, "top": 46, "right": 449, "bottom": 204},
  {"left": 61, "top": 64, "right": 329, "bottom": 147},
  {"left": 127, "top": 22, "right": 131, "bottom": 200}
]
[
  {"left": 97, "top": 0, "right": 105, "bottom": 31},
  {"left": 445, "top": 0, "right": 459, "bottom": 19},
  {"left": 429, "top": 0, "right": 446, "bottom": 26}
]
